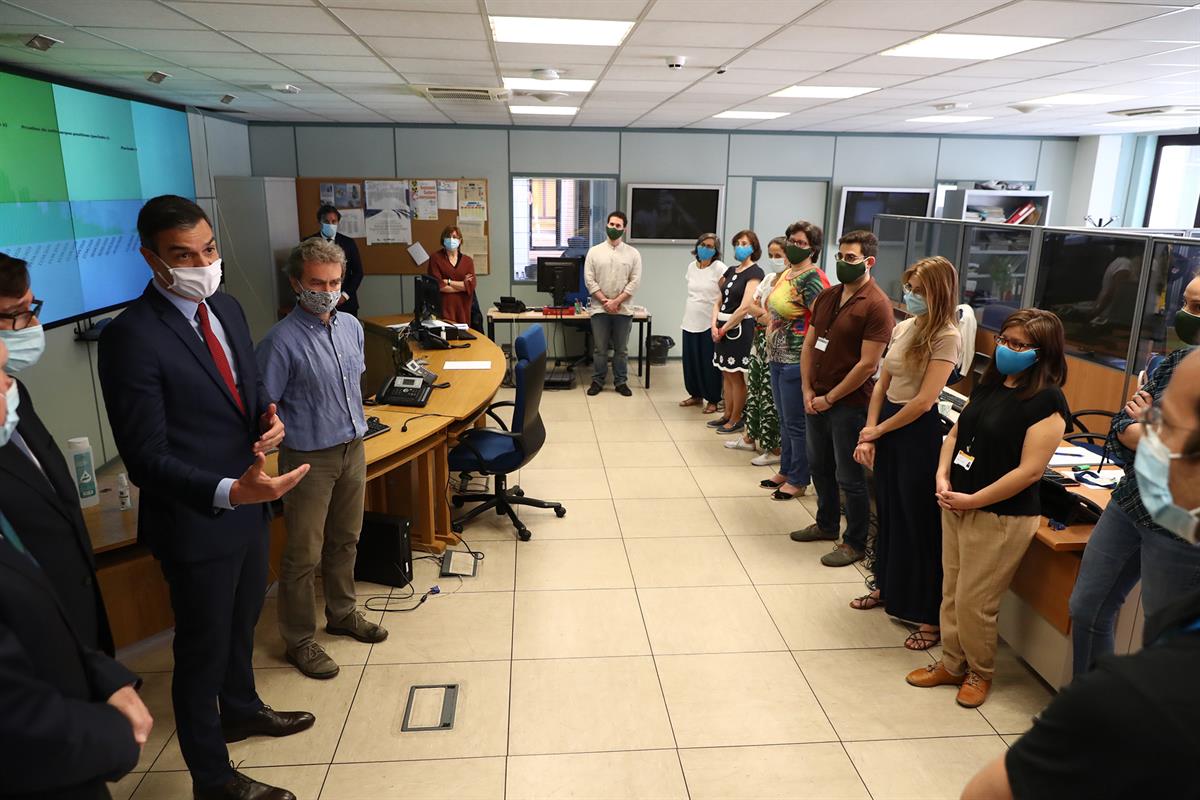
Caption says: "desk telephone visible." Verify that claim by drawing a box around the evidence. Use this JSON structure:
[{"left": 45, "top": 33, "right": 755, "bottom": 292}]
[
  {"left": 494, "top": 296, "right": 527, "bottom": 314},
  {"left": 376, "top": 359, "right": 438, "bottom": 407}
]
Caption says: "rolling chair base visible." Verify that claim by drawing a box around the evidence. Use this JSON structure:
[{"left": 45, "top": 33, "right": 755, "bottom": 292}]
[{"left": 451, "top": 473, "right": 565, "bottom": 541}]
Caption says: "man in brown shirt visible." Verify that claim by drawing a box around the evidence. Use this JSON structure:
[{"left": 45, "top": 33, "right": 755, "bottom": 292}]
[{"left": 794, "top": 230, "right": 895, "bottom": 566}]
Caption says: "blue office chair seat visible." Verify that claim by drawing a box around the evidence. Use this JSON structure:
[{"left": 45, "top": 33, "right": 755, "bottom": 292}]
[{"left": 448, "top": 324, "right": 564, "bottom": 541}]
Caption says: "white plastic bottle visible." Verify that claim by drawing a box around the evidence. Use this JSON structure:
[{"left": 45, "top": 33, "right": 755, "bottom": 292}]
[
  {"left": 117, "top": 472, "right": 132, "bottom": 511},
  {"left": 67, "top": 437, "right": 99, "bottom": 508}
]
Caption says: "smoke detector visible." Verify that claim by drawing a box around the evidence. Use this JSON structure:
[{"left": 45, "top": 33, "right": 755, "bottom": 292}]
[{"left": 531, "top": 68, "right": 560, "bottom": 81}]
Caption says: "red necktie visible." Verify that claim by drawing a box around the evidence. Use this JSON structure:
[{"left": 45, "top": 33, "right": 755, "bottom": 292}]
[{"left": 196, "top": 302, "right": 245, "bottom": 415}]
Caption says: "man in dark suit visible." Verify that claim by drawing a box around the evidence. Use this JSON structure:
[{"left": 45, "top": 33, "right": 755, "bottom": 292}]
[
  {"left": 0, "top": 345, "right": 149, "bottom": 800},
  {"left": 98, "top": 196, "right": 312, "bottom": 800},
  {"left": 0, "top": 253, "right": 115, "bottom": 657},
  {"left": 306, "top": 204, "right": 364, "bottom": 316}
]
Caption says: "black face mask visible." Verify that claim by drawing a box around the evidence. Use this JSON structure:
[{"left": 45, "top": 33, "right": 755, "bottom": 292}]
[
  {"left": 836, "top": 258, "right": 867, "bottom": 284},
  {"left": 606, "top": 226, "right": 623, "bottom": 240},
  {"left": 1176, "top": 309, "right": 1200, "bottom": 345},
  {"left": 785, "top": 244, "right": 813, "bottom": 265}
]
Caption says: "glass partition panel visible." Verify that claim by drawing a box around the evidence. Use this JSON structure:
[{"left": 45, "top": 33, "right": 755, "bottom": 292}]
[
  {"left": 907, "top": 219, "right": 964, "bottom": 275},
  {"left": 963, "top": 225, "right": 1033, "bottom": 331},
  {"left": 1033, "top": 230, "right": 1147, "bottom": 370},
  {"left": 871, "top": 215, "right": 908, "bottom": 301},
  {"left": 1132, "top": 238, "right": 1200, "bottom": 374}
]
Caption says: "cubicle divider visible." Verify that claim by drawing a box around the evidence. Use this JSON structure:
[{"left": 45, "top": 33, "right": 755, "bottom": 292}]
[{"left": 873, "top": 214, "right": 1200, "bottom": 415}]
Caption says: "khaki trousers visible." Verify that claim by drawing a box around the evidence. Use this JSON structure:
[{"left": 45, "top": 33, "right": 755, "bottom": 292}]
[
  {"left": 939, "top": 508, "right": 1038, "bottom": 680},
  {"left": 277, "top": 438, "right": 366, "bottom": 650}
]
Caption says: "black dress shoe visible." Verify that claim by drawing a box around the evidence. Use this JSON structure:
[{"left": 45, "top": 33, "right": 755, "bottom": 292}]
[
  {"left": 587, "top": 381, "right": 602, "bottom": 396},
  {"left": 194, "top": 770, "right": 296, "bottom": 800},
  {"left": 614, "top": 383, "right": 633, "bottom": 396},
  {"left": 221, "top": 705, "right": 315, "bottom": 743}
]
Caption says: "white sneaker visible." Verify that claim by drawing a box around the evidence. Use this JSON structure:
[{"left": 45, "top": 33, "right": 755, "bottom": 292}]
[
  {"left": 751, "top": 452, "right": 781, "bottom": 466},
  {"left": 724, "top": 438, "right": 756, "bottom": 451}
]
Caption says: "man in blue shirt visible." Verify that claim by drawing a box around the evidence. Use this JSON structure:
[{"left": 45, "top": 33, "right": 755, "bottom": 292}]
[{"left": 256, "top": 239, "right": 386, "bottom": 680}]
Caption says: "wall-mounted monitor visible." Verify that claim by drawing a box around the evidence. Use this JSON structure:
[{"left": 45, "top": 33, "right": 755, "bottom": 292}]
[
  {"left": 838, "top": 187, "right": 933, "bottom": 240},
  {"left": 626, "top": 184, "right": 724, "bottom": 245},
  {"left": 0, "top": 67, "right": 195, "bottom": 329}
]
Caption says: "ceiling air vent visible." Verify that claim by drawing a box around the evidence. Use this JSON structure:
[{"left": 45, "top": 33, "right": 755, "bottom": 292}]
[
  {"left": 1109, "top": 105, "right": 1200, "bottom": 118},
  {"left": 412, "top": 86, "right": 511, "bottom": 103}
]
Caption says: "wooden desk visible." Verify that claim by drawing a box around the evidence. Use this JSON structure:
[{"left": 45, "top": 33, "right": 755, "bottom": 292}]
[{"left": 486, "top": 307, "right": 655, "bottom": 388}]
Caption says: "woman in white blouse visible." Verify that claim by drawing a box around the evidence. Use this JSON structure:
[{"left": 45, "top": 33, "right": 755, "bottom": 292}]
[{"left": 679, "top": 232, "right": 725, "bottom": 413}]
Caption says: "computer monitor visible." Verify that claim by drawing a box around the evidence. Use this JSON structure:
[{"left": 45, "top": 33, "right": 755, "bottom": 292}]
[
  {"left": 361, "top": 320, "right": 411, "bottom": 398},
  {"left": 412, "top": 274, "right": 442, "bottom": 322},
  {"left": 536, "top": 257, "right": 582, "bottom": 307}
]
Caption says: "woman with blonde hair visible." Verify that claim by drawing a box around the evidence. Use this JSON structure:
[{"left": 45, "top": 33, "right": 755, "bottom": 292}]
[{"left": 852, "top": 256, "right": 961, "bottom": 649}]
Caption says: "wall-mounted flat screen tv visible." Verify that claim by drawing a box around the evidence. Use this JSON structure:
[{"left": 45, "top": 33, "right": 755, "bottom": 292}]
[
  {"left": 626, "top": 184, "right": 724, "bottom": 245},
  {"left": 838, "top": 187, "right": 933, "bottom": 240}
]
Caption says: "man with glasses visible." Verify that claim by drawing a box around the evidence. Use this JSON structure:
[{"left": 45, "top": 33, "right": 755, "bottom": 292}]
[
  {"left": 0, "top": 252, "right": 116, "bottom": 656},
  {"left": 792, "top": 230, "right": 894, "bottom": 567},
  {"left": 963, "top": 347, "right": 1200, "bottom": 800}
]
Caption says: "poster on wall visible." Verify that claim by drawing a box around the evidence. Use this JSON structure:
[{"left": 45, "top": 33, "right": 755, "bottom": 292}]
[
  {"left": 437, "top": 180, "right": 458, "bottom": 210},
  {"left": 364, "top": 180, "right": 413, "bottom": 244},
  {"left": 459, "top": 180, "right": 487, "bottom": 221},
  {"left": 337, "top": 208, "right": 365, "bottom": 238},
  {"left": 411, "top": 179, "right": 438, "bottom": 220},
  {"left": 319, "top": 182, "right": 363, "bottom": 209}
]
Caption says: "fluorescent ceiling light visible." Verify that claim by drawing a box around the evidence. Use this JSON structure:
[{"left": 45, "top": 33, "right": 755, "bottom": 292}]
[
  {"left": 490, "top": 16, "right": 633, "bottom": 46},
  {"left": 714, "top": 110, "right": 790, "bottom": 120},
  {"left": 1026, "top": 93, "right": 1136, "bottom": 105},
  {"left": 882, "top": 33, "right": 1062, "bottom": 60},
  {"left": 906, "top": 114, "right": 994, "bottom": 123},
  {"left": 509, "top": 105, "right": 578, "bottom": 115},
  {"left": 503, "top": 77, "right": 595, "bottom": 92},
  {"left": 770, "top": 85, "right": 877, "bottom": 99}
]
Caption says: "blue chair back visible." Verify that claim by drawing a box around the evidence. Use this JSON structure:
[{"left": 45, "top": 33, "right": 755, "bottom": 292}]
[{"left": 512, "top": 325, "right": 547, "bottom": 458}]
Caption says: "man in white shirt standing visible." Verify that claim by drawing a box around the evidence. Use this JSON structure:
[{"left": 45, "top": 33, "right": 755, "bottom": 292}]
[{"left": 584, "top": 211, "right": 642, "bottom": 397}]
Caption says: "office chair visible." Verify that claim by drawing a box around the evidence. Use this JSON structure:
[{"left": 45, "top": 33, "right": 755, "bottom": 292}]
[
  {"left": 448, "top": 324, "right": 565, "bottom": 541},
  {"left": 1065, "top": 408, "right": 1122, "bottom": 466}
]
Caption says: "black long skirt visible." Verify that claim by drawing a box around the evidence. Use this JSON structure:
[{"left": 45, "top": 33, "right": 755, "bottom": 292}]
[{"left": 873, "top": 400, "right": 944, "bottom": 626}]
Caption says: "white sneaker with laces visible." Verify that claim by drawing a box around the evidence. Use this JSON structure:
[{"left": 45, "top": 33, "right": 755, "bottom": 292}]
[
  {"left": 750, "top": 452, "right": 781, "bottom": 466},
  {"left": 724, "top": 438, "right": 756, "bottom": 451}
]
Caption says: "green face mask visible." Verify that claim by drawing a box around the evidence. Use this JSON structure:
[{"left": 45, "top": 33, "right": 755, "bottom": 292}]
[
  {"left": 606, "top": 226, "right": 623, "bottom": 240},
  {"left": 836, "top": 258, "right": 867, "bottom": 284},
  {"left": 785, "top": 244, "right": 813, "bottom": 265},
  {"left": 1175, "top": 308, "right": 1200, "bottom": 345}
]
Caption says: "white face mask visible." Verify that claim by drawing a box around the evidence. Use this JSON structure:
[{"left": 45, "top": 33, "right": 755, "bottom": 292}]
[
  {"left": 0, "top": 325, "right": 45, "bottom": 373},
  {"left": 1, "top": 379, "right": 19, "bottom": 447},
  {"left": 767, "top": 257, "right": 786, "bottom": 271},
  {"left": 157, "top": 257, "right": 223, "bottom": 302}
]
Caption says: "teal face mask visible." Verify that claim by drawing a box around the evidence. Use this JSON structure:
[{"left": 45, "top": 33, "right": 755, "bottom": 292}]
[
  {"left": 696, "top": 245, "right": 716, "bottom": 262},
  {"left": 0, "top": 379, "right": 18, "bottom": 448},
  {"left": 0, "top": 325, "right": 45, "bottom": 373},
  {"left": 1135, "top": 426, "right": 1200, "bottom": 543},
  {"left": 994, "top": 344, "right": 1038, "bottom": 375},
  {"left": 903, "top": 291, "right": 928, "bottom": 316}
]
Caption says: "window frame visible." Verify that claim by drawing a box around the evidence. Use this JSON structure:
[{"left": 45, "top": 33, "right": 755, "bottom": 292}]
[
  {"left": 1143, "top": 133, "right": 1200, "bottom": 229},
  {"left": 510, "top": 172, "right": 619, "bottom": 285}
]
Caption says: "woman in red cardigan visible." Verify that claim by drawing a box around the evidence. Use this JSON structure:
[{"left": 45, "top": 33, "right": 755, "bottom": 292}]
[{"left": 427, "top": 224, "right": 476, "bottom": 325}]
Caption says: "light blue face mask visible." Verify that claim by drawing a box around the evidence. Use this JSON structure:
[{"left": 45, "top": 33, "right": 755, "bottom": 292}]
[
  {"left": 320, "top": 222, "right": 337, "bottom": 239},
  {"left": 443, "top": 237, "right": 460, "bottom": 251},
  {"left": 1, "top": 379, "right": 19, "bottom": 448},
  {"left": 903, "top": 291, "right": 928, "bottom": 316},
  {"left": 734, "top": 244, "right": 754, "bottom": 262},
  {"left": 696, "top": 245, "right": 716, "bottom": 262},
  {"left": 0, "top": 325, "right": 45, "bottom": 373},
  {"left": 994, "top": 344, "right": 1038, "bottom": 375},
  {"left": 1135, "top": 426, "right": 1200, "bottom": 543}
]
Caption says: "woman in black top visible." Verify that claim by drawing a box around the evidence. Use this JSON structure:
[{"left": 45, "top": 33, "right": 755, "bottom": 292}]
[
  {"left": 709, "top": 229, "right": 764, "bottom": 435},
  {"left": 906, "top": 308, "right": 1069, "bottom": 709}
]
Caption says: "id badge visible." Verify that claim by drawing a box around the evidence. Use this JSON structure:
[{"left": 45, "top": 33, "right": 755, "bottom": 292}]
[
  {"left": 815, "top": 336, "right": 830, "bottom": 352},
  {"left": 953, "top": 450, "right": 975, "bottom": 471}
]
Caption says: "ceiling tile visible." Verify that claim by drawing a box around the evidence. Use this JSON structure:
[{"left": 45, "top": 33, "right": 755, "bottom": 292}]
[
  {"left": 898, "top": 74, "right": 1017, "bottom": 91},
  {"left": 615, "top": 45, "right": 744, "bottom": 68},
  {"left": 363, "top": 36, "right": 492, "bottom": 60},
  {"left": 950, "top": 1, "right": 1179, "bottom": 37},
  {"left": 0, "top": 5, "right": 56, "bottom": 25},
  {"left": 947, "top": 58, "right": 1091, "bottom": 78},
  {"left": 645, "top": 0, "right": 820, "bottom": 23},
  {"left": 494, "top": 42, "right": 614, "bottom": 65},
  {"left": 230, "top": 32, "right": 371, "bottom": 55},
  {"left": 41, "top": 48, "right": 171, "bottom": 67},
  {"left": 17, "top": 0, "right": 200, "bottom": 29},
  {"left": 762, "top": 26, "right": 921, "bottom": 53},
  {"left": 198, "top": 66, "right": 304, "bottom": 82},
  {"left": 729, "top": 50, "right": 859, "bottom": 72},
  {"left": 603, "top": 65, "right": 694, "bottom": 83},
  {"left": 305, "top": 70, "right": 406, "bottom": 85},
  {"left": 79, "top": 27, "right": 247, "bottom": 52},
  {"left": 799, "top": 0, "right": 1008, "bottom": 31},
  {"left": 1088, "top": 7, "right": 1200, "bottom": 39},
  {"left": 168, "top": 1, "right": 336, "bottom": 33},
  {"left": 1123, "top": 44, "right": 1200, "bottom": 66},
  {"left": 402, "top": 73, "right": 495, "bottom": 86},
  {"left": 1057, "top": 62, "right": 1197, "bottom": 81},
  {"left": 626, "top": 21, "right": 779, "bottom": 49},
  {"left": 386, "top": 58, "right": 495, "bottom": 76},
  {"left": 497, "top": 62, "right": 604, "bottom": 80},
  {"left": 333, "top": 9, "right": 486, "bottom": 39},
  {"left": 325, "top": 0, "right": 479, "bottom": 10},
  {"left": 274, "top": 54, "right": 390, "bottom": 71},
  {"left": 482, "top": 0, "right": 649, "bottom": 19},
  {"left": 0, "top": 24, "right": 127, "bottom": 48},
  {"left": 839, "top": 54, "right": 978, "bottom": 76},
  {"left": 1018, "top": 37, "right": 1196, "bottom": 62},
  {"left": 147, "top": 51, "right": 275, "bottom": 68},
  {"left": 803, "top": 70, "right": 920, "bottom": 88}
]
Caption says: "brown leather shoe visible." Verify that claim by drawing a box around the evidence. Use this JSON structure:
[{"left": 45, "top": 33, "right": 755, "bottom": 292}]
[
  {"left": 906, "top": 661, "right": 966, "bottom": 688},
  {"left": 956, "top": 670, "right": 992, "bottom": 707},
  {"left": 194, "top": 768, "right": 296, "bottom": 799},
  {"left": 221, "top": 705, "right": 315, "bottom": 743},
  {"left": 326, "top": 610, "right": 388, "bottom": 644}
]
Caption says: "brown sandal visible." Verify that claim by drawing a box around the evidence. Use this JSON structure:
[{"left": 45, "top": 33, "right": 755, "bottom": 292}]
[
  {"left": 702, "top": 403, "right": 720, "bottom": 414},
  {"left": 904, "top": 629, "right": 941, "bottom": 651},
  {"left": 679, "top": 397, "right": 701, "bottom": 407},
  {"left": 849, "top": 593, "right": 882, "bottom": 610}
]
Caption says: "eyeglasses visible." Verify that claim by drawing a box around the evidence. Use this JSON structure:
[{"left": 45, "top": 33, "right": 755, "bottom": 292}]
[
  {"left": 903, "top": 283, "right": 925, "bottom": 296},
  {"left": 0, "top": 298, "right": 43, "bottom": 331},
  {"left": 1140, "top": 405, "right": 1200, "bottom": 452},
  {"left": 836, "top": 252, "right": 867, "bottom": 264},
  {"left": 994, "top": 334, "right": 1036, "bottom": 353}
]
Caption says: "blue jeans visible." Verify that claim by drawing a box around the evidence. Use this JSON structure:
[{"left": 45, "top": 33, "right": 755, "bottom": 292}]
[
  {"left": 806, "top": 403, "right": 869, "bottom": 552},
  {"left": 1068, "top": 503, "right": 1143, "bottom": 676},
  {"left": 769, "top": 362, "right": 810, "bottom": 486},
  {"left": 591, "top": 312, "right": 633, "bottom": 386},
  {"left": 1141, "top": 526, "right": 1200, "bottom": 618}
]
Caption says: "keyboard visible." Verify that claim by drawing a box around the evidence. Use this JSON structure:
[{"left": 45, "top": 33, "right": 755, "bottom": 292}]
[
  {"left": 1042, "top": 468, "right": 1079, "bottom": 487},
  {"left": 364, "top": 416, "right": 391, "bottom": 441},
  {"left": 939, "top": 389, "right": 967, "bottom": 412},
  {"left": 444, "top": 327, "right": 476, "bottom": 341}
]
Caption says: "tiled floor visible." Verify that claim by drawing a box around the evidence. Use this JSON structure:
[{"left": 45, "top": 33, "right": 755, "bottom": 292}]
[{"left": 113, "top": 364, "right": 1053, "bottom": 799}]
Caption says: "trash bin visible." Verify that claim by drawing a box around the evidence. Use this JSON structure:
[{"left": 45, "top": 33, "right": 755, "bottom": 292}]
[{"left": 646, "top": 335, "right": 675, "bottom": 365}]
